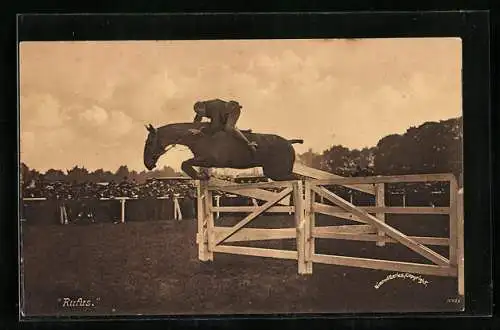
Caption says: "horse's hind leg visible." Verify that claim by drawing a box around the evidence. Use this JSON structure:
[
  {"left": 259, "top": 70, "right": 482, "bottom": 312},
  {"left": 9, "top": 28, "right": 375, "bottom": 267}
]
[
  {"left": 262, "top": 148, "right": 296, "bottom": 181},
  {"left": 262, "top": 164, "right": 298, "bottom": 181}
]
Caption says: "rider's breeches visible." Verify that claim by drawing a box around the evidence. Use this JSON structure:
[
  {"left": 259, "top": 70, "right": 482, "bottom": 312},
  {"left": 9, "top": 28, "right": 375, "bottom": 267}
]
[{"left": 223, "top": 109, "right": 252, "bottom": 144}]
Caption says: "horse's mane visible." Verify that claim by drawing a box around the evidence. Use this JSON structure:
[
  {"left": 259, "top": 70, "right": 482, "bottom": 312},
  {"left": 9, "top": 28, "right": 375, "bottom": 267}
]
[{"left": 158, "top": 122, "right": 209, "bottom": 134}]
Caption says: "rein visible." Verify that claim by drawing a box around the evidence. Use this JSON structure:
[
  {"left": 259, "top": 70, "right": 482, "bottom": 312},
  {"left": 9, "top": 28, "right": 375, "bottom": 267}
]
[{"left": 159, "top": 129, "right": 196, "bottom": 155}]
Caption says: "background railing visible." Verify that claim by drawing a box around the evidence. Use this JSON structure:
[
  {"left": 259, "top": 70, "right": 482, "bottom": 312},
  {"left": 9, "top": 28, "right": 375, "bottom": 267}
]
[{"left": 21, "top": 196, "right": 196, "bottom": 225}]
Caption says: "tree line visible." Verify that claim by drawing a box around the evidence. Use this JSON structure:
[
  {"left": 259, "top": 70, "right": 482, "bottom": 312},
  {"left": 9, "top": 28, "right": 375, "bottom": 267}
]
[
  {"left": 20, "top": 164, "right": 183, "bottom": 186},
  {"left": 297, "top": 117, "right": 462, "bottom": 183}
]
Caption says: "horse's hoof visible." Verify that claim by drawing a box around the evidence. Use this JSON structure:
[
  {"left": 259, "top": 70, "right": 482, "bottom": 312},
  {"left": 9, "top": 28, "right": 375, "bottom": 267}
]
[{"left": 198, "top": 173, "right": 210, "bottom": 181}]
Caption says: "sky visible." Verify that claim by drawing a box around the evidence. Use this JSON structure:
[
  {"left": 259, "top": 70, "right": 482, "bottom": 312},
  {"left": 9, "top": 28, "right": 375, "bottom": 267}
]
[{"left": 19, "top": 38, "right": 462, "bottom": 173}]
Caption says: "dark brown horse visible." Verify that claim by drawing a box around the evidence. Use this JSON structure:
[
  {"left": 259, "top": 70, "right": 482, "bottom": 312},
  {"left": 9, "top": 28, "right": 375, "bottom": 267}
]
[{"left": 143, "top": 122, "right": 303, "bottom": 181}]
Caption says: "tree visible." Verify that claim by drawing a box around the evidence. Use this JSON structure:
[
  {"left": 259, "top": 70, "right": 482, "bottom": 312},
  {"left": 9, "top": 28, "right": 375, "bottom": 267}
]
[
  {"left": 136, "top": 170, "right": 147, "bottom": 183},
  {"left": 44, "top": 169, "right": 66, "bottom": 182},
  {"left": 128, "top": 170, "right": 140, "bottom": 183},
  {"left": 321, "top": 145, "right": 353, "bottom": 176},
  {"left": 20, "top": 163, "right": 42, "bottom": 187},
  {"left": 350, "top": 147, "right": 376, "bottom": 176},
  {"left": 158, "top": 165, "right": 177, "bottom": 177},
  {"left": 89, "top": 168, "right": 114, "bottom": 183},
  {"left": 373, "top": 118, "right": 463, "bottom": 176},
  {"left": 373, "top": 134, "right": 406, "bottom": 175},
  {"left": 298, "top": 148, "right": 322, "bottom": 169},
  {"left": 20, "top": 163, "right": 30, "bottom": 186},
  {"left": 115, "top": 165, "right": 130, "bottom": 182},
  {"left": 439, "top": 117, "right": 463, "bottom": 180},
  {"left": 66, "top": 166, "right": 89, "bottom": 184}
]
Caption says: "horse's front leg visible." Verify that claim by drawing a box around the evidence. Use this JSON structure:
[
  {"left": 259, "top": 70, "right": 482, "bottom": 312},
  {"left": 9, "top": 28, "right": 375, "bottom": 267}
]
[{"left": 181, "top": 158, "right": 212, "bottom": 180}]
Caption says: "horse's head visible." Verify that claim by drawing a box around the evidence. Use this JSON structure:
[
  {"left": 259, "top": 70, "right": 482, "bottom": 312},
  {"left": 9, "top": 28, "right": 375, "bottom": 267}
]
[{"left": 143, "top": 124, "right": 166, "bottom": 170}]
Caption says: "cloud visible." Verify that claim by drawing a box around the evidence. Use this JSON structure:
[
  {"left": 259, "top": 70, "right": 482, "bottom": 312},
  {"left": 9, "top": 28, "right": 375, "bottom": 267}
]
[
  {"left": 20, "top": 127, "right": 78, "bottom": 171},
  {"left": 20, "top": 131, "right": 35, "bottom": 157},
  {"left": 80, "top": 105, "right": 109, "bottom": 126},
  {"left": 108, "top": 110, "right": 134, "bottom": 137},
  {"left": 77, "top": 104, "right": 134, "bottom": 139},
  {"left": 20, "top": 93, "right": 67, "bottom": 129},
  {"left": 109, "top": 69, "right": 181, "bottom": 123},
  {"left": 331, "top": 70, "right": 460, "bottom": 151},
  {"left": 407, "top": 72, "right": 438, "bottom": 102}
]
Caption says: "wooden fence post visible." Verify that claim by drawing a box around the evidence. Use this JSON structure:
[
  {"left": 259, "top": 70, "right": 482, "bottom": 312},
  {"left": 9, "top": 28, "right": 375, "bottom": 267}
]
[
  {"left": 59, "top": 202, "right": 68, "bottom": 225},
  {"left": 120, "top": 199, "right": 126, "bottom": 224},
  {"left": 449, "top": 176, "right": 464, "bottom": 298},
  {"left": 376, "top": 183, "right": 386, "bottom": 247},
  {"left": 304, "top": 180, "right": 314, "bottom": 274},
  {"left": 449, "top": 177, "right": 458, "bottom": 267},
  {"left": 196, "top": 180, "right": 210, "bottom": 261},
  {"left": 293, "top": 181, "right": 307, "bottom": 274},
  {"left": 204, "top": 186, "right": 215, "bottom": 261},
  {"left": 215, "top": 195, "right": 221, "bottom": 219},
  {"left": 173, "top": 196, "right": 182, "bottom": 221},
  {"left": 457, "top": 187, "right": 464, "bottom": 298}
]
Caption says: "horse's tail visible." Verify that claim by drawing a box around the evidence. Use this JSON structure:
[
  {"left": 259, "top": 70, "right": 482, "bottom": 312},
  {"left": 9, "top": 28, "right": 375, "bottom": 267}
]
[{"left": 288, "top": 139, "right": 304, "bottom": 144}]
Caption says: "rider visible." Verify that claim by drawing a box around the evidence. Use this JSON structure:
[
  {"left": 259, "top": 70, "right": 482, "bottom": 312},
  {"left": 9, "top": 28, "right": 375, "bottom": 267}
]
[{"left": 192, "top": 98, "right": 258, "bottom": 154}]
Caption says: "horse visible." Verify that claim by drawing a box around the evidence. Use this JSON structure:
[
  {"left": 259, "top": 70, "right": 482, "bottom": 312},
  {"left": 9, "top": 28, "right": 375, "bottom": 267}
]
[{"left": 143, "top": 122, "right": 303, "bottom": 181}]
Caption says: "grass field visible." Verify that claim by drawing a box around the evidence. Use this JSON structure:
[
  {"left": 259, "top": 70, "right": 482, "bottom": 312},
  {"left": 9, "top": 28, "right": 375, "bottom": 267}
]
[{"left": 20, "top": 216, "right": 462, "bottom": 317}]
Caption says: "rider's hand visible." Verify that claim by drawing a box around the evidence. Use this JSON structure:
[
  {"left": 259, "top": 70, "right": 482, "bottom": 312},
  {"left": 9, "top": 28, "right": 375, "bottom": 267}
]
[{"left": 188, "top": 129, "right": 202, "bottom": 135}]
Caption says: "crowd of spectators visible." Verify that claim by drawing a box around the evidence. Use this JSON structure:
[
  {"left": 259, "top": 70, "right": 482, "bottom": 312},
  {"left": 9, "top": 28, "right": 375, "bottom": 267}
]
[
  {"left": 19, "top": 176, "right": 276, "bottom": 224},
  {"left": 22, "top": 178, "right": 197, "bottom": 200},
  {"left": 21, "top": 178, "right": 199, "bottom": 224}
]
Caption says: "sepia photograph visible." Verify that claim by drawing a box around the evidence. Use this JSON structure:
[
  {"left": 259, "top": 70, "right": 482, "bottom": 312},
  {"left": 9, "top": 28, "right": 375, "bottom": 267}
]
[{"left": 19, "top": 37, "right": 465, "bottom": 316}]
